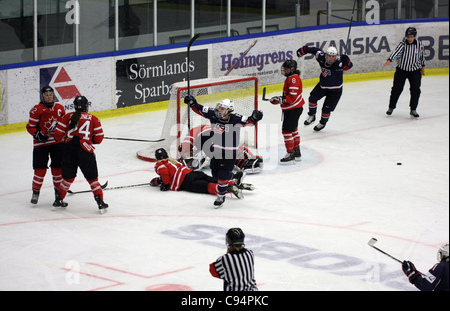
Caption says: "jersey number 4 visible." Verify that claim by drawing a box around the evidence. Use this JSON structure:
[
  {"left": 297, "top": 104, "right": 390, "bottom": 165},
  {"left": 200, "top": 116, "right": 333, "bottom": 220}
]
[{"left": 68, "top": 121, "right": 91, "bottom": 140}]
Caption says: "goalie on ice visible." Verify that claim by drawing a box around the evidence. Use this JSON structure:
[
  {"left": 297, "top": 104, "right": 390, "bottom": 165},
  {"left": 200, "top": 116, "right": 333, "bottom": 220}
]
[{"left": 178, "top": 124, "right": 263, "bottom": 174}]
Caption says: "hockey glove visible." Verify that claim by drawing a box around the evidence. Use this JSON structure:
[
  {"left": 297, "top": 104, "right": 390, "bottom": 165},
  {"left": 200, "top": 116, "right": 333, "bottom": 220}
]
[
  {"left": 160, "top": 183, "right": 170, "bottom": 191},
  {"left": 402, "top": 261, "right": 419, "bottom": 283},
  {"left": 150, "top": 177, "right": 162, "bottom": 187},
  {"left": 184, "top": 95, "right": 197, "bottom": 106},
  {"left": 269, "top": 96, "right": 284, "bottom": 105},
  {"left": 340, "top": 54, "right": 352, "bottom": 71},
  {"left": 296, "top": 45, "right": 308, "bottom": 57},
  {"left": 250, "top": 109, "right": 263, "bottom": 122},
  {"left": 33, "top": 130, "right": 49, "bottom": 143}
]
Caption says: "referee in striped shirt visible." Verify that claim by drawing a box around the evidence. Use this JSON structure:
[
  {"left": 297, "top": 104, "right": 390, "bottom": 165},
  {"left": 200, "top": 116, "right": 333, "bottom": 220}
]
[
  {"left": 210, "top": 228, "right": 258, "bottom": 291},
  {"left": 384, "top": 27, "right": 426, "bottom": 118}
]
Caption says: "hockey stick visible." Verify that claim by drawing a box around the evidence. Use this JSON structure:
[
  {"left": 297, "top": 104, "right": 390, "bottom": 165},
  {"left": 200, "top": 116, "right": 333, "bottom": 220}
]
[
  {"left": 187, "top": 33, "right": 201, "bottom": 155},
  {"left": 344, "top": 0, "right": 357, "bottom": 55},
  {"left": 225, "top": 39, "right": 258, "bottom": 76},
  {"left": 104, "top": 137, "right": 165, "bottom": 143},
  {"left": 262, "top": 87, "right": 270, "bottom": 101},
  {"left": 187, "top": 33, "right": 201, "bottom": 96},
  {"left": 100, "top": 182, "right": 150, "bottom": 191},
  {"left": 67, "top": 181, "right": 109, "bottom": 195},
  {"left": 367, "top": 238, "right": 403, "bottom": 264},
  {"left": 68, "top": 181, "right": 149, "bottom": 194}
]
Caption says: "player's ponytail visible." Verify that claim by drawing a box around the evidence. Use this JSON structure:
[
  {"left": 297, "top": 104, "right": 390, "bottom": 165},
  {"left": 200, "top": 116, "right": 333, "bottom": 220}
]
[
  {"left": 69, "top": 110, "right": 81, "bottom": 130},
  {"left": 168, "top": 158, "right": 178, "bottom": 165}
]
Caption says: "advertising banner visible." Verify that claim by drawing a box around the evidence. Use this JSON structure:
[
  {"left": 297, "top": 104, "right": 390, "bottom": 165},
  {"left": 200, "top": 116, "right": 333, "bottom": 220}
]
[
  {"left": 115, "top": 49, "right": 208, "bottom": 108},
  {"left": 213, "top": 22, "right": 449, "bottom": 86},
  {"left": 3, "top": 57, "right": 112, "bottom": 125},
  {"left": 0, "top": 21, "right": 447, "bottom": 126}
]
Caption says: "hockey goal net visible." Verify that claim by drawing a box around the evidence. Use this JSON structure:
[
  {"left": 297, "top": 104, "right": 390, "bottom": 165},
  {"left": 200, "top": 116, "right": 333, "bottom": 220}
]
[{"left": 137, "top": 76, "right": 259, "bottom": 162}]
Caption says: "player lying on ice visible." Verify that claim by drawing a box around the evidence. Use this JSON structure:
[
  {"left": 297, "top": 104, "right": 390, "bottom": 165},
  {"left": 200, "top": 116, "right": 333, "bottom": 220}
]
[
  {"left": 150, "top": 148, "right": 255, "bottom": 200},
  {"left": 178, "top": 124, "right": 263, "bottom": 174}
]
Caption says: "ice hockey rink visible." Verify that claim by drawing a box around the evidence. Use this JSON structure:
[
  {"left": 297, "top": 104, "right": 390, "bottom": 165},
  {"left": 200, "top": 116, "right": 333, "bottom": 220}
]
[{"left": 0, "top": 75, "right": 448, "bottom": 292}]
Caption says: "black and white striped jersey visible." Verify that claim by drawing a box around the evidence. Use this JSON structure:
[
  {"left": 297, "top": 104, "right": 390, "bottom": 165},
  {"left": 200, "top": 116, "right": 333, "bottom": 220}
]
[
  {"left": 388, "top": 38, "right": 426, "bottom": 71},
  {"left": 210, "top": 248, "right": 258, "bottom": 291}
]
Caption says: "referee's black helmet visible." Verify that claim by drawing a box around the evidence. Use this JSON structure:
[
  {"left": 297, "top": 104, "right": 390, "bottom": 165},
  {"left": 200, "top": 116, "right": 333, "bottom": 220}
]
[
  {"left": 405, "top": 27, "right": 417, "bottom": 37},
  {"left": 226, "top": 228, "right": 245, "bottom": 246}
]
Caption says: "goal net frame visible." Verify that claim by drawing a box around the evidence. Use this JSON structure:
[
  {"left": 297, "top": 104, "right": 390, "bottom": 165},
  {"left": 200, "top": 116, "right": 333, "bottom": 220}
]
[{"left": 137, "top": 76, "right": 259, "bottom": 162}]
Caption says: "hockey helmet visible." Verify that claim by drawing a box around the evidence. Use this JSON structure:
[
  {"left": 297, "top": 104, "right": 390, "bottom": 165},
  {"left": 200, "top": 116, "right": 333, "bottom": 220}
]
[
  {"left": 226, "top": 228, "right": 245, "bottom": 247},
  {"left": 214, "top": 99, "right": 234, "bottom": 120},
  {"left": 155, "top": 148, "right": 169, "bottom": 161},
  {"left": 405, "top": 27, "right": 417, "bottom": 37},
  {"left": 325, "top": 46, "right": 339, "bottom": 65},
  {"left": 73, "top": 96, "right": 89, "bottom": 112},
  {"left": 437, "top": 243, "right": 449, "bottom": 262},
  {"left": 41, "top": 86, "right": 55, "bottom": 107},
  {"left": 281, "top": 59, "right": 298, "bottom": 77}
]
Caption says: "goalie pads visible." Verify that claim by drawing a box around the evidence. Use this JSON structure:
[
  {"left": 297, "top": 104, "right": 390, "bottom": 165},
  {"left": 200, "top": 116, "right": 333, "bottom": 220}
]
[
  {"left": 236, "top": 157, "right": 263, "bottom": 174},
  {"left": 181, "top": 150, "right": 210, "bottom": 171}
]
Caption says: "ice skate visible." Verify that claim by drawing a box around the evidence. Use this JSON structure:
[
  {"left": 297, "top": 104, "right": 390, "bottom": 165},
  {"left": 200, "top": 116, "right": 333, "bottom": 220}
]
[
  {"left": 95, "top": 194, "right": 109, "bottom": 214},
  {"left": 386, "top": 108, "right": 394, "bottom": 116},
  {"left": 280, "top": 152, "right": 296, "bottom": 165},
  {"left": 313, "top": 123, "right": 326, "bottom": 132},
  {"left": 293, "top": 147, "right": 301, "bottom": 161},
  {"left": 304, "top": 114, "right": 316, "bottom": 126},
  {"left": 227, "top": 184, "right": 243, "bottom": 199},
  {"left": 52, "top": 192, "right": 68, "bottom": 210},
  {"left": 242, "top": 157, "right": 263, "bottom": 174},
  {"left": 410, "top": 110, "right": 419, "bottom": 119},
  {"left": 214, "top": 195, "right": 225, "bottom": 209},
  {"left": 232, "top": 171, "right": 246, "bottom": 187},
  {"left": 30, "top": 190, "right": 40, "bottom": 205}
]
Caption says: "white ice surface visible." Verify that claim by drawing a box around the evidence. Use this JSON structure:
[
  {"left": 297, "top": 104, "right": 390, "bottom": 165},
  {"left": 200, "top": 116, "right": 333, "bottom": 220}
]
[{"left": 0, "top": 76, "right": 448, "bottom": 291}]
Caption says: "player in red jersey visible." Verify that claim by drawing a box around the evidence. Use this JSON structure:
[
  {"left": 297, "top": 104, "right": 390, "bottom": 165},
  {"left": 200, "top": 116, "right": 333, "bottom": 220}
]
[
  {"left": 26, "top": 86, "right": 66, "bottom": 206},
  {"left": 150, "top": 148, "right": 252, "bottom": 203},
  {"left": 53, "top": 96, "right": 108, "bottom": 214},
  {"left": 270, "top": 59, "right": 305, "bottom": 164}
]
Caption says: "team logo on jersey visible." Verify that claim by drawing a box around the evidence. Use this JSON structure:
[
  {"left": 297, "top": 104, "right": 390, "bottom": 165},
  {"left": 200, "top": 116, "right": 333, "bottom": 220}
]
[
  {"left": 44, "top": 116, "right": 58, "bottom": 133},
  {"left": 213, "top": 123, "right": 229, "bottom": 134},
  {"left": 321, "top": 68, "right": 332, "bottom": 77},
  {"left": 40, "top": 66, "right": 81, "bottom": 102}
]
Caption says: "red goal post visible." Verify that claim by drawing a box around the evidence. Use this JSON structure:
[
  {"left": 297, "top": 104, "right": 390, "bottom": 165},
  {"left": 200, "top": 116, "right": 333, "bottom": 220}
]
[{"left": 137, "top": 76, "right": 259, "bottom": 162}]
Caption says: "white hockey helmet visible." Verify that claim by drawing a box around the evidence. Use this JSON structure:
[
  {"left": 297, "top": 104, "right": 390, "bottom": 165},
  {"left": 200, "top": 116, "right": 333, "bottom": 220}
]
[
  {"left": 325, "top": 46, "right": 339, "bottom": 65},
  {"left": 214, "top": 99, "right": 234, "bottom": 119},
  {"left": 437, "top": 243, "right": 449, "bottom": 262}
]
